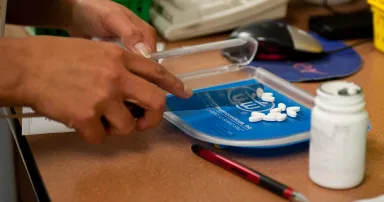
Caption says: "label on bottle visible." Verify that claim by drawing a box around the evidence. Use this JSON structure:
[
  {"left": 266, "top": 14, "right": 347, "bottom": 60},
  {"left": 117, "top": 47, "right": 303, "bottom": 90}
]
[{"left": 309, "top": 117, "right": 367, "bottom": 188}]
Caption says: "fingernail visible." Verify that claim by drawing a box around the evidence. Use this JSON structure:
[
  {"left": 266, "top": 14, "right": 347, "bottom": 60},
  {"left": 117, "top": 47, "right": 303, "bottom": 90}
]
[
  {"left": 184, "top": 85, "right": 193, "bottom": 97},
  {"left": 134, "top": 42, "right": 152, "bottom": 58},
  {"left": 138, "top": 118, "right": 148, "bottom": 130}
]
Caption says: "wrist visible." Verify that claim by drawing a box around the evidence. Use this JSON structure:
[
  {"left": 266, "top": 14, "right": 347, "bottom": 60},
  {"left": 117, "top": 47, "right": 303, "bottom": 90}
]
[{"left": 0, "top": 38, "right": 34, "bottom": 107}]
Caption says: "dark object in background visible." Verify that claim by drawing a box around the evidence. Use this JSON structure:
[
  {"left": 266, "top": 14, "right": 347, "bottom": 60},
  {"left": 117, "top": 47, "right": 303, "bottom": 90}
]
[
  {"left": 309, "top": 9, "right": 373, "bottom": 40},
  {"left": 224, "top": 20, "right": 326, "bottom": 61}
]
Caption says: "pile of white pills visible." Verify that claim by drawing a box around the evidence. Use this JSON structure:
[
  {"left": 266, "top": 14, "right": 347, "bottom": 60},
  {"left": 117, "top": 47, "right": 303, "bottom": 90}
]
[{"left": 248, "top": 92, "right": 301, "bottom": 123}]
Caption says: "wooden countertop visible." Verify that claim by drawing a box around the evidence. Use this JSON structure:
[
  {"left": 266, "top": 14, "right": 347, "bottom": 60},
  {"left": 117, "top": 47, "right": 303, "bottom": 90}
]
[{"left": 6, "top": 1, "right": 384, "bottom": 202}]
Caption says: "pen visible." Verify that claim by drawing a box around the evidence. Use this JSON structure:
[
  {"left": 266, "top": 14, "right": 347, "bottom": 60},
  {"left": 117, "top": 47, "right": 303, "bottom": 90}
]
[{"left": 191, "top": 144, "right": 309, "bottom": 202}]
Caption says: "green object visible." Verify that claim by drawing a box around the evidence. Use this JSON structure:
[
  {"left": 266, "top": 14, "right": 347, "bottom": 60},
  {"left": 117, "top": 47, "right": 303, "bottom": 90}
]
[
  {"left": 114, "top": 0, "right": 152, "bottom": 22},
  {"left": 32, "top": 0, "right": 152, "bottom": 37},
  {"left": 34, "top": 27, "right": 70, "bottom": 37}
]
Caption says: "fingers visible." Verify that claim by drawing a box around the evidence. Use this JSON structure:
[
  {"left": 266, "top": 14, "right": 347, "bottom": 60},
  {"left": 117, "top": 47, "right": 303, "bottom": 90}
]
[
  {"left": 103, "top": 12, "right": 152, "bottom": 57},
  {"left": 75, "top": 101, "right": 137, "bottom": 143},
  {"left": 123, "top": 53, "right": 193, "bottom": 99},
  {"left": 136, "top": 105, "right": 164, "bottom": 131},
  {"left": 124, "top": 10, "right": 157, "bottom": 52},
  {"left": 121, "top": 73, "right": 166, "bottom": 129},
  {"left": 103, "top": 100, "right": 136, "bottom": 136},
  {"left": 122, "top": 72, "right": 166, "bottom": 109},
  {"left": 142, "top": 25, "right": 157, "bottom": 53},
  {"left": 75, "top": 114, "right": 106, "bottom": 144}
]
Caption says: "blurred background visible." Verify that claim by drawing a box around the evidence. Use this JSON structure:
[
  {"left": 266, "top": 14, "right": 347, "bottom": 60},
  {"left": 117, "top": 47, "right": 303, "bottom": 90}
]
[{"left": 25, "top": 0, "right": 369, "bottom": 41}]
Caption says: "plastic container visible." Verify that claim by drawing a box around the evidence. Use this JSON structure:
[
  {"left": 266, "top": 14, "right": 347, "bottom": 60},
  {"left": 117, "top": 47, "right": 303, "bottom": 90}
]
[
  {"left": 309, "top": 81, "right": 368, "bottom": 189},
  {"left": 98, "top": 36, "right": 315, "bottom": 148},
  {"left": 368, "top": 0, "right": 384, "bottom": 53},
  {"left": 156, "top": 36, "right": 315, "bottom": 148}
]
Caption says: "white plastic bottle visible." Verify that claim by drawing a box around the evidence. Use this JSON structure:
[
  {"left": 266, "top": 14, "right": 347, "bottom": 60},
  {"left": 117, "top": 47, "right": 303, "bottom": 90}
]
[{"left": 309, "top": 81, "right": 369, "bottom": 189}]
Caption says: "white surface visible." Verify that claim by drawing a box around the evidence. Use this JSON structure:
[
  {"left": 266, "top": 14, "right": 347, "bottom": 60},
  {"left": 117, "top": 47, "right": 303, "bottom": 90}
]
[
  {"left": 309, "top": 81, "right": 369, "bottom": 189},
  {"left": 150, "top": 0, "right": 289, "bottom": 41},
  {"left": 21, "top": 107, "right": 75, "bottom": 135}
]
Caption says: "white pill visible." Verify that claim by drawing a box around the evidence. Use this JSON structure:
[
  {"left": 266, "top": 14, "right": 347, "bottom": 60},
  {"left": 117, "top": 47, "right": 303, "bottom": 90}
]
[
  {"left": 267, "top": 112, "right": 280, "bottom": 118},
  {"left": 251, "top": 112, "right": 265, "bottom": 117},
  {"left": 262, "top": 95, "right": 275, "bottom": 102},
  {"left": 287, "top": 106, "right": 300, "bottom": 112},
  {"left": 262, "top": 92, "right": 273, "bottom": 97},
  {"left": 287, "top": 110, "right": 297, "bottom": 118},
  {"left": 249, "top": 116, "right": 263, "bottom": 122},
  {"left": 270, "top": 108, "right": 282, "bottom": 113},
  {"left": 257, "top": 88, "right": 264, "bottom": 98},
  {"left": 278, "top": 103, "right": 286, "bottom": 111},
  {"left": 263, "top": 115, "right": 277, "bottom": 121},
  {"left": 277, "top": 113, "right": 287, "bottom": 122}
]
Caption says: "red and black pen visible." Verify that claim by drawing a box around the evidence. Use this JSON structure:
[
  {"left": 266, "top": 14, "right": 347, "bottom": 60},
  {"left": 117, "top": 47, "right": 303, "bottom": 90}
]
[{"left": 191, "top": 144, "right": 309, "bottom": 202}]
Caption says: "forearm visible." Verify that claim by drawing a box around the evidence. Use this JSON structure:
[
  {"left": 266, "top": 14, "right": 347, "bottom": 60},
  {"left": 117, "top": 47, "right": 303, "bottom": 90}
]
[
  {"left": 0, "top": 38, "right": 30, "bottom": 106},
  {"left": 5, "top": 0, "right": 75, "bottom": 29}
]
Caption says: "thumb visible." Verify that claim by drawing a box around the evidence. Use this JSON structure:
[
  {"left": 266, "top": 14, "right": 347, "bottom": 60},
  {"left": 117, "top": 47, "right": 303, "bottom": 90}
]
[{"left": 104, "top": 16, "right": 152, "bottom": 57}]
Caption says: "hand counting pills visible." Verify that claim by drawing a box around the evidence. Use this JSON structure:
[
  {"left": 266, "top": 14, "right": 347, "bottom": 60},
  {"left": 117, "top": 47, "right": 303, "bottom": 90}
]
[{"left": 309, "top": 81, "right": 368, "bottom": 190}]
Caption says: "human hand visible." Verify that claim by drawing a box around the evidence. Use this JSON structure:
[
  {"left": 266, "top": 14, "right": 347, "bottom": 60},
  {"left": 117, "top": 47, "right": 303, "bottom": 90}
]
[
  {"left": 66, "top": 0, "right": 155, "bottom": 57},
  {"left": 17, "top": 36, "right": 192, "bottom": 144}
]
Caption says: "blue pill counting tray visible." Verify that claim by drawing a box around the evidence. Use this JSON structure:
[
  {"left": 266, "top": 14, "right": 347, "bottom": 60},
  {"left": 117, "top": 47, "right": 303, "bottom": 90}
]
[{"left": 158, "top": 37, "right": 315, "bottom": 148}]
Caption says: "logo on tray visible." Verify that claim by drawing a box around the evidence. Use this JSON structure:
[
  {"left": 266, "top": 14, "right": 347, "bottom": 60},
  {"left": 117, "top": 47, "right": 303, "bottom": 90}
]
[
  {"left": 227, "top": 85, "right": 274, "bottom": 112},
  {"left": 293, "top": 63, "right": 327, "bottom": 75}
]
